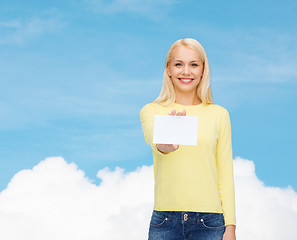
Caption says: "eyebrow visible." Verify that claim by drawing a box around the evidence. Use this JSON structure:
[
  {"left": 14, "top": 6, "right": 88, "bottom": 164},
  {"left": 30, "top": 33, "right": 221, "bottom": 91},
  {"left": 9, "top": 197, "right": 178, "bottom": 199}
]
[{"left": 174, "top": 59, "right": 201, "bottom": 62}]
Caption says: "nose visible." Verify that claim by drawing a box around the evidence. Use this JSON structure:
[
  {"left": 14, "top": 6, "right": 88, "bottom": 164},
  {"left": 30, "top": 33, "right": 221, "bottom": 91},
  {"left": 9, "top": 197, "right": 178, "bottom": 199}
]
[{"left": 182, "top": 65, "right": 190, "bottom": 75}]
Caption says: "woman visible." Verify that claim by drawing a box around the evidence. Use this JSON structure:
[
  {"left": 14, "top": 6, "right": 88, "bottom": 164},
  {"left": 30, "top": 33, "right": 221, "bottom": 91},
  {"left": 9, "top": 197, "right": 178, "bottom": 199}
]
[{"left": 140, "top": 38, "right": 236, "bottom": 240}]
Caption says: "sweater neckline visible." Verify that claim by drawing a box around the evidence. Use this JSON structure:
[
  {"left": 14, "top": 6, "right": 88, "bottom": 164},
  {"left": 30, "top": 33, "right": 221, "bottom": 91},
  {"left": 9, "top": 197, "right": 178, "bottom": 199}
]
[{"left": 173, "top": 102, "right": 204, "bottom": 109}]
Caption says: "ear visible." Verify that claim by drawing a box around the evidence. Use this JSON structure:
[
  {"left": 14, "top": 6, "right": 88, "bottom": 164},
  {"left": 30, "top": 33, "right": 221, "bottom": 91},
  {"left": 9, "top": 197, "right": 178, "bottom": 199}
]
[
  {"left": 200, "top": 62, "right": 205, "bottom": 79},
  {"left": 166, "top": 64, "right": 171, "bottom": 77}
]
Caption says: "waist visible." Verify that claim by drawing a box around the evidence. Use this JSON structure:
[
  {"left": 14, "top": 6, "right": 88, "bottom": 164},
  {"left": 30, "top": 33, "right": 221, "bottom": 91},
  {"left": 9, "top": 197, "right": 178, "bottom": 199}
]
[{"left": 152, "top": 210, "right": 224, "bottom": 223}]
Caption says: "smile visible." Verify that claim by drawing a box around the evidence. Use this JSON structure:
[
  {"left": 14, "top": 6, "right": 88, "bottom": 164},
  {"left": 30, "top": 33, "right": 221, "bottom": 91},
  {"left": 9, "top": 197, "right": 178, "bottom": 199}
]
[{"left": 178, "top": 78, "right": 194, "bottom": 84}]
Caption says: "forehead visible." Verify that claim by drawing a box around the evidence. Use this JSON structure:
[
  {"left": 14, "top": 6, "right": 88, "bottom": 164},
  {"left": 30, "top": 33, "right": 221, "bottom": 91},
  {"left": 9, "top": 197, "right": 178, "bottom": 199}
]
[{"left": 171, "top": 45, "right": 202, "bottom": 62}]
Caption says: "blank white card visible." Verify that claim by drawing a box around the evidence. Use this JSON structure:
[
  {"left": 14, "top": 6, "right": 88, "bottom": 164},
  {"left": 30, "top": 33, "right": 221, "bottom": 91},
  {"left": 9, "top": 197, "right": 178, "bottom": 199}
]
[{"left": 153, "top": 115, "right": 198, "bottom": 146}]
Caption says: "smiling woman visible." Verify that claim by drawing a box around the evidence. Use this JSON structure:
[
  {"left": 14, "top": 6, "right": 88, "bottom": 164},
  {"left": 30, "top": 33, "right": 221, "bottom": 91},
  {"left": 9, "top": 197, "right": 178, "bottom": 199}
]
[
  {"left": 166, "top": 45, "right": 204, "bottom": 105},
  {"left": 154, "top": 38, "right": 212, "bottom": 107},
  {"left": 140, "top": 38, "right": 236, "bottom": 240}
]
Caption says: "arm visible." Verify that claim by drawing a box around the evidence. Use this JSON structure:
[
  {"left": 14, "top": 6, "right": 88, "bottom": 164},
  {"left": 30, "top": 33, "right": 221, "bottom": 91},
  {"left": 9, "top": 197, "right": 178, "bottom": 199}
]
[
  {"left": 156, "top": 109, "right": 186, "bottom": 153},
  {"left": 223, "top": 225, "right": 236, "bottom": 240},
  {"left": 140, "top": 104, "right": 162, "bottom": 154},
  {"left": 140, "top": 105, "right": 185, "bottom": 154},
  {"left": 216, "top": 109, "right": 236, "bottom": 238}
]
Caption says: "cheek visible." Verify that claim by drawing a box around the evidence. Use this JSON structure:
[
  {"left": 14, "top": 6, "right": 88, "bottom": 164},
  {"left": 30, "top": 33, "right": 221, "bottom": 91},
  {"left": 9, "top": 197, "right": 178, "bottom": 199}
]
[
  {"left": 194, "top": 68, "right": 203, "bottom": 78},
  {"left": 171, "top": 68, "right": 182, "bottom": 77},
  {"left": 167, "top": 65, "right": 177, "bottom": 74}
]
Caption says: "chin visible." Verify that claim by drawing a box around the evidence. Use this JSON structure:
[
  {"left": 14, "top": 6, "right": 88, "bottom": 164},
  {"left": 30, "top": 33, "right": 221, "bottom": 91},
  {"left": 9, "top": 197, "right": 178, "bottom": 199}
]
[{"left": 174, "top": 83, "right": 199, "bottom": 92}]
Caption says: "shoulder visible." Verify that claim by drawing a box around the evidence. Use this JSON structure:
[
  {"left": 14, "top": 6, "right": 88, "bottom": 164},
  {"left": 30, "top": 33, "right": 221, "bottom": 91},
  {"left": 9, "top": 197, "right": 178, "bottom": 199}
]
[
  {"left": 140, "top": 103, "right": 157, "bottom": 115},
  {"left": 139, "top": 102, "right": 160, "bottom": 119},
  {"left": 205, "top": 104, "right": 229, "bottom": 115},
  {"left": 140, "top": 103, "right": 157, "bottom": 112},
  {"left": 205, "top": 104, "right": 231, "bottom": 125}
]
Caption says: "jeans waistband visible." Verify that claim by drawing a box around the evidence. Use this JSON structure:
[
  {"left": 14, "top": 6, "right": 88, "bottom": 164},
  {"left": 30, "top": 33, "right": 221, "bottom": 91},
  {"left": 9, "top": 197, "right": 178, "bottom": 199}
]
[{"left": 153, "top": 210, "right": 224, "bottom": 221}]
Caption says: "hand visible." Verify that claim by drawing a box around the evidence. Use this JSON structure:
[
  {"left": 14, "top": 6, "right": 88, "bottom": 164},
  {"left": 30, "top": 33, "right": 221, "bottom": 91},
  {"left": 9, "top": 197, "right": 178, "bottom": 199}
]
[
  {"left": 156, "top": 109, "right": 186, "bottom": 154},
  {"left": 223, "top": 225, "right": 236, "bottom": 240}
]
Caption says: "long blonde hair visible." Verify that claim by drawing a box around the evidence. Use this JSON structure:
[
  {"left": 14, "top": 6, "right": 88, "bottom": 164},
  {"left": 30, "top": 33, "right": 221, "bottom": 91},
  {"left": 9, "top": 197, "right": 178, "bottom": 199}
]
[{"left": 154, "top": 38, "right": 213, "bottom": 105}]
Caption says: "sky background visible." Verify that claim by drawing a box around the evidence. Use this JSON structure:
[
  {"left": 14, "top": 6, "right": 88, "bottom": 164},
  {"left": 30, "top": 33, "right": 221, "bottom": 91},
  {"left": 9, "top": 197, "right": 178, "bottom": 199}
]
[
  {"left": 0, "top": 0, "right": 297, "bottom": 208},
  {"left": 1, "top": 0, "right": 297, "bottom": 239}
]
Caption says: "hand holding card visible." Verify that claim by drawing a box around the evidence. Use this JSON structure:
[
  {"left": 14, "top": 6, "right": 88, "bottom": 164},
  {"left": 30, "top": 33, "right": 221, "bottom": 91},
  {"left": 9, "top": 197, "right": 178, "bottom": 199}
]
[{"left": 153, "top": 110, "right": 198, "bottom": 147}]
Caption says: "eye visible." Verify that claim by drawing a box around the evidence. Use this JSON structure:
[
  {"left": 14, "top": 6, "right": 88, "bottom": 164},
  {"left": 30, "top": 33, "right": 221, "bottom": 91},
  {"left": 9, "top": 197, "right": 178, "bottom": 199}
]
[
  {"left": 175, "top": 63, "right": 182, "bottom": 67},
  {"left": 191, "top": 63, "right": 199, "bottom": 67}
]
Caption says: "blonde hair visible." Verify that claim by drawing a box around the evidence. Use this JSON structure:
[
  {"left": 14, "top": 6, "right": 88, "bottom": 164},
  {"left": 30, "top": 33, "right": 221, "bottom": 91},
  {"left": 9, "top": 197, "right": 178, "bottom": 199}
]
[{"left": 154, "top": 38, "right": 213, "bottom": 105}]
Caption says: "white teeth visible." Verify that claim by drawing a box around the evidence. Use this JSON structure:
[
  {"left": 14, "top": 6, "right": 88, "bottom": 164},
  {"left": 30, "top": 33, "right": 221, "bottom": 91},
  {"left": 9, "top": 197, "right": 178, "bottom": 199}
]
[{"left": 179, "top": 78, "right": 193, "bottom": 82}]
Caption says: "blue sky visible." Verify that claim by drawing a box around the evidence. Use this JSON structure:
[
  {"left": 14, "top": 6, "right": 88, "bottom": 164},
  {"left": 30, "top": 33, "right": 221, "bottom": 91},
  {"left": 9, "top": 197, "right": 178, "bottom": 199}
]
[{"left": 0, "top": 0, "right": 296, "bottom": 192}]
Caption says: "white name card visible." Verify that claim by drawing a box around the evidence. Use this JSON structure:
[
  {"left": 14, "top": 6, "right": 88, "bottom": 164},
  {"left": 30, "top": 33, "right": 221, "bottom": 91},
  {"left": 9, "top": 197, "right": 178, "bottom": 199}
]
[{"left": 153, "top": 115, "right": 198, "bottom": 146}]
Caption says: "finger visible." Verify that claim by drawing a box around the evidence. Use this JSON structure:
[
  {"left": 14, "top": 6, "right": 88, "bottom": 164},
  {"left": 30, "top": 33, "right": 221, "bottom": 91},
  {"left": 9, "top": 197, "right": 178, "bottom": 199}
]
[
  {"left": 172, "top": 144, "right": 179, "bottom": 150},
  {"left": 182, "top": 109, "right": 186, "bottom": 116},
  {"left": 168, "top": 109, "right": 176, "bottom": 115},
  {"left": 177, "top": 112, "right": 182, "bottom": 116}
]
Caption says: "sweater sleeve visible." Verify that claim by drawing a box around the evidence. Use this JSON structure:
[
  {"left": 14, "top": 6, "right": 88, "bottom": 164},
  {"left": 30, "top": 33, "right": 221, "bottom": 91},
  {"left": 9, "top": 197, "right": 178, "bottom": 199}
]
[
  {"left": 216, "top": 108, "right": 236, "bottom": 226},
  {"left": 140, "top": 104, "right": 166, "bottom": 156}
]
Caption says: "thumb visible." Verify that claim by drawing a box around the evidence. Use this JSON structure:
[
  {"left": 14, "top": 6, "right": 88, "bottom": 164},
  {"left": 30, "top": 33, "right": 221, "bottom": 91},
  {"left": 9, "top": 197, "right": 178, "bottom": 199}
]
[{"left": 172, "top": 144, "right": 179, "bottom": 150}]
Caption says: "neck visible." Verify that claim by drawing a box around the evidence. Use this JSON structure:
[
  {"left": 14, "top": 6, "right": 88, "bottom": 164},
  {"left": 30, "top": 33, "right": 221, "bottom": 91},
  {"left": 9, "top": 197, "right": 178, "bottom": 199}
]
[{"left": 175, "top": 91, "right": 202, "bottom": 106}]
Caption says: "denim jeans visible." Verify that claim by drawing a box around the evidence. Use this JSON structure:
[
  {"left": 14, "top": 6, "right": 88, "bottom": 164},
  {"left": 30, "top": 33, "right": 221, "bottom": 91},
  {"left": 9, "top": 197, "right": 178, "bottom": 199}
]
[{"left": 148, "top": 210, "right": 225, "bottom": 240}]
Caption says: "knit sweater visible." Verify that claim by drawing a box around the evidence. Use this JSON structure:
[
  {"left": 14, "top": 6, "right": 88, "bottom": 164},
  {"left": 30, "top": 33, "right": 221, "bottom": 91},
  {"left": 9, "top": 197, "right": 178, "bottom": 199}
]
[{"left": 140, "top": 102, "right": 236, "bottom": 226}]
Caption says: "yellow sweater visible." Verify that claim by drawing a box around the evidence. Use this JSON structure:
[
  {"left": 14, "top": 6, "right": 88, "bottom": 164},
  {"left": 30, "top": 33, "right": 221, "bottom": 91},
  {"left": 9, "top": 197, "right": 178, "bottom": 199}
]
[{"left": 140, "top": 102, "right": 236, "bottom": 226}]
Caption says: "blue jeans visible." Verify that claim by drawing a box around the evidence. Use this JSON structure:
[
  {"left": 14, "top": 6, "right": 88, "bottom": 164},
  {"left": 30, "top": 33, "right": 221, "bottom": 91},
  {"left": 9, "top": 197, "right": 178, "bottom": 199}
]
[{"left": 148, "top": 210, "right": 225, "bottom": 240}]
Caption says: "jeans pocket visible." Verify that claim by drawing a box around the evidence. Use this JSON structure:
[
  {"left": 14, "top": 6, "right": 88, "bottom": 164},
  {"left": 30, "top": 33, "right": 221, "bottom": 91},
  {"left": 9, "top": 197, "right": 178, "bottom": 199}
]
[
  {"left": 150, "top": 211, "right": 168, "bottom": 227},
  {"left": 198, "top": 213, "right": 225, "bottom": 229}
]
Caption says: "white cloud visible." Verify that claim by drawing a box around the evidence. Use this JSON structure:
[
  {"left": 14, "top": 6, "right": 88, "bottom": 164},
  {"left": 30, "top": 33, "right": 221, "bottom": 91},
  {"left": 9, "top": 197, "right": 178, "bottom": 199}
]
[
  {"left": 234, "top": 157, "right": 297, "bottom": 239},
  {"left": 0, "top": 157, "right": 153, "bottom": 240},
  {"left": 0, "top": 17, "right": 65, "bottom": 45},
  {"left": 0, "top": 156, "right": 296, "bottom": 239},
  {"left": 86, "top": 0, "right": 178, "bottom": 20}
]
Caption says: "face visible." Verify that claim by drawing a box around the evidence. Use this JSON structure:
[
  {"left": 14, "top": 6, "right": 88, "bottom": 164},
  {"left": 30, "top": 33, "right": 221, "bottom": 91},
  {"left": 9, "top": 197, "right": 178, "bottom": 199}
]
[{"left": 166, "top": 45, "right": 204, "bottom": 97}]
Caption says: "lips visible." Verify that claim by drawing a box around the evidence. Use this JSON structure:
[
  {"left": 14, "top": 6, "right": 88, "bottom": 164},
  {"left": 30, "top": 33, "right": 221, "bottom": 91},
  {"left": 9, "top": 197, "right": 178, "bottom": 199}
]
[{"left": 178, "top": 78, "right": 194, "bottom": 84}]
